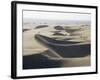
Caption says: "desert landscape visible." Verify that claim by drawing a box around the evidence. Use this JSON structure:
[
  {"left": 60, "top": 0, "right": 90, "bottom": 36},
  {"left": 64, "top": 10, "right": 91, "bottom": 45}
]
[
  {"left": 22, "top": 10, "right": 91, "bottom": 69},
  {"left": 22, "top": 21, "right": 91, "bottom": 69}
]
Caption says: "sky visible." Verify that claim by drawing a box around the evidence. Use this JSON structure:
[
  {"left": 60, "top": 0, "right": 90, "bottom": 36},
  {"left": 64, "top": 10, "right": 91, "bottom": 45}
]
[{"left": 23, "top": 10, "right": 91, "bottom": 21}]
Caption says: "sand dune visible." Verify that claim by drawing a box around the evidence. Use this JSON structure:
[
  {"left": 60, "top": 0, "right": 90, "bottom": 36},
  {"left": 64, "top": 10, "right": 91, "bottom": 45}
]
[
  {"left": 23, "top": 25, "right": 90, "bottom": 55},
  {"left": 23, "top": 24, "right": 91, "bottom": 69},
  {"left": 35, "top": 34, "right": 90, "bottom": 58}
]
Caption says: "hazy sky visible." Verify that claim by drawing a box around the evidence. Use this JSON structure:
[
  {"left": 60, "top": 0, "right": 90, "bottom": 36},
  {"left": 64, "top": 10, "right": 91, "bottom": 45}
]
[{"left": 23, "top": 11, "right": 91, "bottom": 21}]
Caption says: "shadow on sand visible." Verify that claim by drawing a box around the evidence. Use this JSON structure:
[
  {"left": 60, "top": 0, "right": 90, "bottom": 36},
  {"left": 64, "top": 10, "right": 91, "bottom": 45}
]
[
  {"left": 23, "top": 54, "right": 62, "bottom": 69},
  {"left": 35, "top": 34, "right": 90, "bottom": 58}
]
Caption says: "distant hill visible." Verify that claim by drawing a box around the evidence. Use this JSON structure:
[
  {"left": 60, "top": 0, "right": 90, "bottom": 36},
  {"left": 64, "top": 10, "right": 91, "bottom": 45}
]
[{"left": 35, "top": 25, "right": 48, "bottom": 29}]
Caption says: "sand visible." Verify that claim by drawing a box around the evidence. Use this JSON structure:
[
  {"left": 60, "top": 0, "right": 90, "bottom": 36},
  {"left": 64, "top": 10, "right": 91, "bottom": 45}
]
[{"left": 22, "top": 24, "right": 91, "bottom": 68}]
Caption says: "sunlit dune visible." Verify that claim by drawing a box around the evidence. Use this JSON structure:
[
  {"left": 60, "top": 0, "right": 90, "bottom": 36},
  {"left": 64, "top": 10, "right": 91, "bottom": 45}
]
[{"left": 23, "top": 24, "right": 90, "bottom": 56}]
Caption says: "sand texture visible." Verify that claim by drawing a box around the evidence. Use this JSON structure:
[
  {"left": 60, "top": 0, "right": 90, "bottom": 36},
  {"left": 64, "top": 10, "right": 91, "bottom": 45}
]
[{"left": 23, "top": 24, "right": 91, "bottom": 69}]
